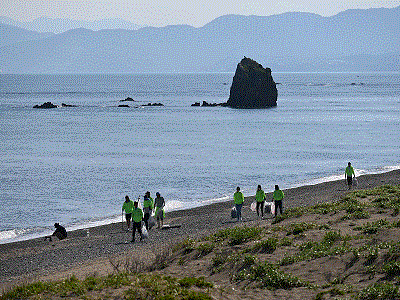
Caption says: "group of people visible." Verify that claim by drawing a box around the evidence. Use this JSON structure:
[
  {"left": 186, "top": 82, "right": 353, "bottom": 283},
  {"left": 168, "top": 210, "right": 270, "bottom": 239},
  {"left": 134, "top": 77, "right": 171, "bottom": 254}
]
[
  {"left": 122, "top": 191, "right": 166, "bottom": 243},
  {"left": 233, "top": 184, "right": 284, "bottom": 222},
  {"left": 47, "top": 162, "right": 357, "bottom": 242},
  {"left": 233, "top": 162, "right": 357, "bottom": 222}
]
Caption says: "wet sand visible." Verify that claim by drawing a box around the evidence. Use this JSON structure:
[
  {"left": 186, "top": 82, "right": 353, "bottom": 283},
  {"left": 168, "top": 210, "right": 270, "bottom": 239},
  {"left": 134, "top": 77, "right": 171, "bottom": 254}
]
[{"left": 1, "top": 169, "right": 399, "bottom": 291}]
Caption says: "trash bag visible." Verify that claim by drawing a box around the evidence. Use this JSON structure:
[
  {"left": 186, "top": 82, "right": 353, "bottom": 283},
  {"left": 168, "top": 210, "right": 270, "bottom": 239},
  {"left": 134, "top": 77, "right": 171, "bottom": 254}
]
[
  {"left": 265, "top": 202, "right": 275, "bottom": 215},
  {"left": 148, "top": 215, "right": 156, "bottom": 230},
  {"left": 250, "top": 201, "right": 256, "bottom": 212},
  {"left": 141, "top": 224, "right": 149, "bottom": 239},
  {"left": 264, "top": 203, "right": 271, "bottom": 214},
  {"left": 353, "top": 177, "right": 358, "bottom": 187},
  {"left": 231, "top": 206, "right": 237, "bottom": 219}
]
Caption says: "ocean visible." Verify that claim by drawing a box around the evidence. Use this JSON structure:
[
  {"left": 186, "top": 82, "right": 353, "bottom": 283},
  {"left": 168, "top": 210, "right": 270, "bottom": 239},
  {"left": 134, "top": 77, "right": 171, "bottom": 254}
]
[{"left": 0, "top": 72, "right": 399, "bottom": 244}]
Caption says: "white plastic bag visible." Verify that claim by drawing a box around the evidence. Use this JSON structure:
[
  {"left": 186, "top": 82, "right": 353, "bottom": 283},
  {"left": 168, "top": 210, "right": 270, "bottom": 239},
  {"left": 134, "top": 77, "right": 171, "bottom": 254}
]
[
  {"left": 141, "top": 224, "right": 149, "bottom": 239},
  {"left": 250, "top": 201, "right": 256, "bottom": 212},
  {"left": 231, "top": 206, "right": 237, "bottom": 219},
  {"left": 148, "top": 215, "right": 156, "bottom": 229},
  {"left": 265, "top": 202, "right": 275, "bottom": 215},
  {"left": 353, "top": 177, "right": 358, "bottom": 187}
]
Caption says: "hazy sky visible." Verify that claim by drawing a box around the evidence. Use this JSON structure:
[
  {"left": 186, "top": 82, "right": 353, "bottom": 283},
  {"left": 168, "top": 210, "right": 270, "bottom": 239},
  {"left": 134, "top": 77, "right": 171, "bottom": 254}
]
[{"left": 1, "top": 0, "right": 400, "bottom": 27}]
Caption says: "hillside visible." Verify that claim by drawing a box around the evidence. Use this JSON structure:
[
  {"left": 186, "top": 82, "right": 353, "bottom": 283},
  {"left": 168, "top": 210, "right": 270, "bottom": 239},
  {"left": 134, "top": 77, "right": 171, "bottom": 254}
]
[{"left": 0, "top": 6, "right": 399, "bottom": 73}]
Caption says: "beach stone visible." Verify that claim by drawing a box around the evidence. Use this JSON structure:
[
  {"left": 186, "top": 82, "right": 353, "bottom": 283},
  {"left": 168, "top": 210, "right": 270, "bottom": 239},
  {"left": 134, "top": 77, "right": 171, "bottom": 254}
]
[
  {"left": 227, "top": 57, "right": 278, "bottom": 108},
  {"left": 33, "top": 102, "right": 58, "bottom": 109}
]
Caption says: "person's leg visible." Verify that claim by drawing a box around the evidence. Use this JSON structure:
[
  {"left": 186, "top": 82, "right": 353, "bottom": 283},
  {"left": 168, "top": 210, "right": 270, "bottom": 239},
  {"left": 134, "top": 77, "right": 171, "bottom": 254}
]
[
  {"left": 237, "top": 204, "right": 243, "bottom": 221},
  {"left": 274, "top": 201, "right": 278, "bottom": 216},
  {"left": 256, "top": 202, "right": 261, "bottom": 217},
  {"left": 347, "top": 176, "right": 352, "bottom": 190},
  {"left": 131, "top": 222, "right": 137, "bottom": 242},
  {"left": 125, "top": 213, "right": 131, "bottom": 230},
  {"left": 144, "top": 213, "right": 149, "bottom": 230},
  {"left": 277, "top": 201, "right": 283, "bottom": 215},
  {"left": 260, "top": 201, "right": 265, "bottom": 218},
  {"left": 138, "top": 222, "right": 143, "bottom": 240}
]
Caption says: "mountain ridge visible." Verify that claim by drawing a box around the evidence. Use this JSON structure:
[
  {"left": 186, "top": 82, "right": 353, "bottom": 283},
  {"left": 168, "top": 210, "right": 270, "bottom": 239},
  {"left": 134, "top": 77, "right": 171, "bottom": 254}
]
[{"left": 1, "top": 6, "right": 399, "bottom": 73}]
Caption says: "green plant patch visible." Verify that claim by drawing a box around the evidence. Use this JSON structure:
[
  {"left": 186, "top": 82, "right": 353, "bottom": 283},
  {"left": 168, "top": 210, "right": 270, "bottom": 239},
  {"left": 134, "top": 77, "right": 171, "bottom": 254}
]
[{"left": 357, "top": 282, "right": 400, "bottom": 300}]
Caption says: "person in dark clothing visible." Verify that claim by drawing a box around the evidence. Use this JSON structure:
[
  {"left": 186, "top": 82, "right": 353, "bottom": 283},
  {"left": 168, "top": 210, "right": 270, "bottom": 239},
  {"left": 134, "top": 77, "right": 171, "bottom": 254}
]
[{"left": 45, "top": 223, "right": 67, "bottom": 241}]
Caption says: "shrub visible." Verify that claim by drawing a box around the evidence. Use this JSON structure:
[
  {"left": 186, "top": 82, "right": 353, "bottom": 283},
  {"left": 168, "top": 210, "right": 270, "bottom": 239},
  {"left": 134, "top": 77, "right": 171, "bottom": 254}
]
[
  {"left": 358, "top": 282, "right": 400, "bottom": 300},
  {"left": 251, "top": 238, "right": 278, "bottom": 253},
  {"left": 383, "top": 262, "right": 400, "bottom": 279}
]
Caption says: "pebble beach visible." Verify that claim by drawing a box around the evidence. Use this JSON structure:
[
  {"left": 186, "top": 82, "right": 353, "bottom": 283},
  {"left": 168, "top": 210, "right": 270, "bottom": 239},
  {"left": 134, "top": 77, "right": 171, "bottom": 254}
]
[{"left": 1, "top": 169, "right": 399, "bottom": 292}]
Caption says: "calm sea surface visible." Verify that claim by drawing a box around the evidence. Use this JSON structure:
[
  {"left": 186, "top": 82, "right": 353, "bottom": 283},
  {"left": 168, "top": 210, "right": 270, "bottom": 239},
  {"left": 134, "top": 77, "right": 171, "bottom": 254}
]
[{"left": 0, "top": 72, "right": 399, "bottom": 243}]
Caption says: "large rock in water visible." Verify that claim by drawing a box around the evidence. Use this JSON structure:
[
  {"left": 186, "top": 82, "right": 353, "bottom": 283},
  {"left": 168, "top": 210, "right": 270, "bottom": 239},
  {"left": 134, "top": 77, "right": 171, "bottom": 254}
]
[{"left": 227, "top": 57, "right": 277, "bottom": 108}]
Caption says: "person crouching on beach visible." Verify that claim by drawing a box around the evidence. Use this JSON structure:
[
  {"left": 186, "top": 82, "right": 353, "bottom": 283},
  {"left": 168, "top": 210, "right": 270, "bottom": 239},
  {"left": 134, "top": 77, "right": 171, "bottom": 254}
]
[
  {"left": 345, "top": 162, "right": 356, "bottom": 190},
  {"left": 273, "top": 185, "right": 284, "bottom": 216},
  {"left": 143, "top": 191, "right": 154, "bottom": 231},
  {"left": 45, "top": 223, "right": 67, "bottom": 241},
  {"left": 154, "top": 192, "right": 165, "bottom": 228},
  {"left": 122, "top": 195, "right": 134, "bottom": 231},
  {"left": 234, "top": 186, "right": 244, "bottom": 222},
  {"left": 255, "top": 185, "right": 266, "bottom": 219},
  {"left": 131, "top": 201, "right": 143, "bottom": 243}
]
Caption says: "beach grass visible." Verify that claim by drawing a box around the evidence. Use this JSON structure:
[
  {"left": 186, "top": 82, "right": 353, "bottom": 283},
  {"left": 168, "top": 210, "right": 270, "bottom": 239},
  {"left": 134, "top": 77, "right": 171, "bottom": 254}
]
[{"left": 2, "top": 180, "right": 400, "bottom": 299}]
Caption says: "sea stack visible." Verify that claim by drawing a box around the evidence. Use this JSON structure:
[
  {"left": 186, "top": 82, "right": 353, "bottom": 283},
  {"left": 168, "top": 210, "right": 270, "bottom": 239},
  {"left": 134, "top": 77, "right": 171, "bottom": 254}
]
[{"left": 227, "top": 57, "right": 277, "bottom": 109}]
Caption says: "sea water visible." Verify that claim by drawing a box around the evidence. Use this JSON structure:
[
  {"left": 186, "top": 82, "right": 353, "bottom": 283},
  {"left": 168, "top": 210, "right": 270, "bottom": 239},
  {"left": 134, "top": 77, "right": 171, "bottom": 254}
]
[{"left": 0, "top": 72, "right": 399, "bottom": 244}]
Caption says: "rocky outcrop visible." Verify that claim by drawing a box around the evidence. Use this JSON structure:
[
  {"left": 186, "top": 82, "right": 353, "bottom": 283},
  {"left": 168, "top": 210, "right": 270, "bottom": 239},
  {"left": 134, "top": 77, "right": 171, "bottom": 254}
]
[
  {"left": 141, "top": 103, "right": 164, "bottom": 107},
  {"left": 227, "top": 57, "right": 277, "bottom": 108},
  {"left": 33, "top": 102, "right": 58, "bottom": 109},
  {"left": 61, "top": 103, "right": 77, "bottom": 107},
  {"left": 120, "top": 97, "right": 135, "bottom": 102},
  {"left": 191, "top": 101, "right": 225, "bottom": 107}
]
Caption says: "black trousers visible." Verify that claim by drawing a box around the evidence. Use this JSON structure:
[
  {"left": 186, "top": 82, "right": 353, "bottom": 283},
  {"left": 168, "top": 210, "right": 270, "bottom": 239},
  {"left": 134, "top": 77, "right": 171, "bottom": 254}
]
[
  {"left": 256, "top": 201, "right": 265, "bottom": 217},
  {"left": 132, "top": 221, "right": 142, "bottom": 241},
  {"left": 274, "top": 200, "right": 283, "bottom": 216},
  {"left": 143, "top": 213, "right": 150, "bottom": 230}
]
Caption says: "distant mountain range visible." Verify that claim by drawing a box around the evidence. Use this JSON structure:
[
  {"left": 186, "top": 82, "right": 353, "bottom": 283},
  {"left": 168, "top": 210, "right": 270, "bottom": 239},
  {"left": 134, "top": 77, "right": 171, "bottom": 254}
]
[
  {"left": 0, "top": 16, "right": 143, "bottom": 33},
  {"left": 0, "top": 7, "right": 399, "bottom": 73}
]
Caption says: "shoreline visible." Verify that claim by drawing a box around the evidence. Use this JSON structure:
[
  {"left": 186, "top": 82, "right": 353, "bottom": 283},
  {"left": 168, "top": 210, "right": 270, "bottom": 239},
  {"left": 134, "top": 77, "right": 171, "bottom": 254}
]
[
  {"left": 1, "top": 169, "right": 399, "bottom": 291},
  {"left": 2, "top": 165, "right": 399, "bottom": 245}
]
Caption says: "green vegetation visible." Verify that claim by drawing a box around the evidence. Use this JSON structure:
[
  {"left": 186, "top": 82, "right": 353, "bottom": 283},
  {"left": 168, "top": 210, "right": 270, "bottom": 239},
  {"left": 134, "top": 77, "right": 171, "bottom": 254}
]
[
  {"left": 4, "top": 184, "right": 400, "bottom": 299},
  {"left": 357, "top": 282, "right": 400, "bottom": 300},
  {"left": 1, "top": 274, "right": 214, "bottom": 300}
]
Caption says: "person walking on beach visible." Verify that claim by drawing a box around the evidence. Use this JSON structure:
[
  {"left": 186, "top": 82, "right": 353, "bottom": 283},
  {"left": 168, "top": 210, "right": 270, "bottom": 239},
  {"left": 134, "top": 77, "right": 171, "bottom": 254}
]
[
  {"left": 122, "top": 195, "right": 134, "bottom": 231},
  {"left": 143, "top": 191, "right": 154, "bottom": 231},
  {"left": 234, "top": 186, "right": 244, "bottom": 222},
  {"left": 154, "top": 192, "right": 166, "bottom": 229},
  {"left": 273, "top": 185, "right": 284, "bottom": 216},
  {"left": 345, "top": 162, "right": 356, "bottom": 190},
  {"left": 131, "top": 201, "right": 144, "bottom": 243},
  {"left": 255, "top": 185, "right": 266, "bottom": 219}
]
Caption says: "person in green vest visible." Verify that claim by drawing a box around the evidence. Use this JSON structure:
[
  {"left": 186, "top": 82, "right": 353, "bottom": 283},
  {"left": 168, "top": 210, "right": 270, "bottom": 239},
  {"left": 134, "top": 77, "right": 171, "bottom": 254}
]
[
  {"left": 273, "top": 185, "right": 284, "bottom": 216},
  {"left": 154, "top": 192, "right": 166, "bottom": 229},
  {"left": 234, "top": 186, "right": 244, "bottom": 222},
  {"left": 131, "top": 201, "right": 143, "bottom": 243},
  {"left": 345, "top": 162, "right": 356, "bottom": 190},
  {"left": 255, "top": 185, "right": 266, "bottom": 219},
  {"left": 122, "top": 195, "right": 134, "bottom": 231},
  {"left": 143, "top": 191, "right": 154, "bottom": 230}
]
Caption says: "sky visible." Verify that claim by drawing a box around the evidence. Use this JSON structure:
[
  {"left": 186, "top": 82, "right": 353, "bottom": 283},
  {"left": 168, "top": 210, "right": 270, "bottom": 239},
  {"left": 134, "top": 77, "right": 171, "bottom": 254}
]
[{"left": 1, "top": 0, "right": 400, "bottom": 27}]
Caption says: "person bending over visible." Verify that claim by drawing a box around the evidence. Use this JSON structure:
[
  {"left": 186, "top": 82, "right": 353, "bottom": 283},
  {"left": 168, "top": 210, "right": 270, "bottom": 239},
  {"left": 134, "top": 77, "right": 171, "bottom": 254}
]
[{"left": 45, "top": 223, "right": 67, "bottom": 241}]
